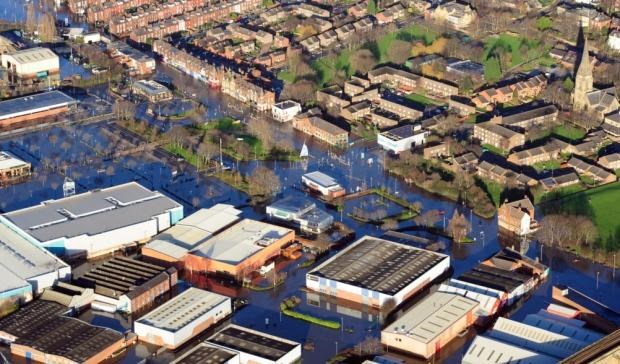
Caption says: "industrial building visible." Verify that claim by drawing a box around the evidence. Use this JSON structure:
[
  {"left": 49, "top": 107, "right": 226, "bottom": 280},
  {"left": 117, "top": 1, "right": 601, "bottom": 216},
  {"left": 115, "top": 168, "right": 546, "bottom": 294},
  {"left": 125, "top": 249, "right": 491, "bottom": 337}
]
[
  {"left": 1, "top": 47, "right": 60, "bottom": 90},
  {"left": 207, "top": 324, "right": 302, "bottom": 364},
  {"left": 171, "top": 343, "right": 239, "bottom": 364},
  {"left": 0, "top": 91, "right": 77, "bottom": 127},
  {"left": 131, "top": 79, "right": 173, "bottom": 102},
  {"left": 134, "top": 288, "right": 231, "bottom": 349},
  {"left": 560, "top": 329, "right": 620, "bottom": 364},
  {"left": 438, "top": 278, "right": 505, "bottom": 320},
  {"left": 183, "top": 219, "right": 295, "bottom": 280},
  {"left": 0, "top": 151, "right": 31, "bottom": 185},
  {"left": 266, "top": 196, "right": 334, "bottom": 234},
  {"left": 377, "top": 124, "right": 429, "bottom": 154},
  {"left": 74, "top": 256, "right": 177, "bottom": 313},
  {"left": 0, "top": 221, "right": 71, "bottom": 307},
  {"left": 142, "top": 204, "right": 242, "bottom": 266},
  {"left": 0, "top": 182, "right": 183, "bottom": 257},
  {"left": 0, "top": 299, "right": 135, "bottom": 363},
  {"left": 381, "top": 291, "right": 479, "bottom": 358},
  {"left": 463, "top": 336, "right": 558, "bottom": 364},
  {"left": 306, "top": 236, "right": 449, "bottom": 309},
  {"left": 301, "top": 171, "right": 346, "bottom": 199}
]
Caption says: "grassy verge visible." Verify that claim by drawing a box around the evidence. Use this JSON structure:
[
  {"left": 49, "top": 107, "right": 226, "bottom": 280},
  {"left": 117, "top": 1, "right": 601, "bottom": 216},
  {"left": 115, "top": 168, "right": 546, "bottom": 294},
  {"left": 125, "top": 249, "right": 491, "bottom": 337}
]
[
  {"left": 553, "top": 124, "right": 586, "bottom": 141},
  {"left": 480, "top": 178, "right": 502, "bottom": 207},
  {"left": 482, "top": 144, "right": 508, "bottom": 157},
  {"left": 406, "top": 92, "right": 443, "bottom": 106},
  {"left": 281, "top": 309, "right": 341, "bottom": 329},
  {"left": 532, "top": 160, "right": 562, "bottom": 173},
  {"left": 213, "top": 171, "right": 250, "bottom": 194}
]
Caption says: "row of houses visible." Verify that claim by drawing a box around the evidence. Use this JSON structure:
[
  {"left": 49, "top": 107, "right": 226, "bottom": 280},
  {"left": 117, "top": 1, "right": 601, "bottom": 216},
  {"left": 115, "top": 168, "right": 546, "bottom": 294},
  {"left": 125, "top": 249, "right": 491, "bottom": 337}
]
[
  {"left": 300, "top": 16, "right": 374, "bottom": 53},
  {"left": 368, "top": 66, "right": 459, "bottom": 97},
  {"left": 86, "top": 0, "right": 152, "bottom": 23},
  {"left": 472, "top": 74, "right": 548, "bottom": 109},
  {"left": 153, "top": 40, "right": 275, "bottom": 111},
  {"left": 109, "top": 0, "right": 206, "bottom": 36},
  {"left": 129, "top": 0, "right": 262, "bottom": 43}
]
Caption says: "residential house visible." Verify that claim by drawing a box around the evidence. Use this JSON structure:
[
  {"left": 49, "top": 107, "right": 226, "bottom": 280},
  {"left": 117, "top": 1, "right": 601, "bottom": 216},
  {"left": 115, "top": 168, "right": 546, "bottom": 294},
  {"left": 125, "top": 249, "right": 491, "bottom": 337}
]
[
  {"left": 341, "top": 101, "right": 372, "bottom": 122},
  {"left": 353, "top": 17, "right": 374, "bottom": 33},
  {"left": 567, "top": 156, "right": 617, "bottom": 184},
  {"left": 348, "top": 3, "right": 368, "bottom": 18},
  {"left": 335, "top": 23, "right": 355, "bottom": 41},
  {"left": 445, "top": 59, "right": 485, "bottom": 84},
  {"left": 598, "top": 153, "right": 620, "bottom": 170},
  {"left": 585, "top": 87, "right": 619, "bottom": 119},
  {"left": 378, "top": 96, "right": 424, "bottom": 120},
  {"left": 318, "top": 30, "right": 338, "bottom": 48},
  {"left": 370, "top": 109, "right": 401, "bottom": 128},
  {"left": 474, "top": 123, "right": 526, "bottom": 151},
  {"left": 602, "top": 110, "right": 620, "bottom": 137},
  {"left": 472, "top": 74, "right": 547, "bottom": 108},
  {"left": 477, "top": 160, "right": 537, "bottom": 187},
  {"left": 344, "top": 76, "right": 371, "bottom": 97},
  {"left": 453, "top": 152, "right": 478, "bottom": 172},
  {"left": 292, "top": 111, "right": 349, "bottom": 147},
  {"left": 507, "top": 138, "right": 569, "bottom": 166},
  {"left": 430, "top": 0, "right": 477, "bottom": 29},
  {"left": 368, "top": 66, "right": 458, "bottom": 96},
  {"left": 498, "top": 104, "right": 559, "bottom": 131},
  {"left": 423, "top": 143, "right": 449, "bottom": 159},
  {"left": 498, "top": 197, "right": 537, "bottom": 236},
  {"left": 300, "top": 36, "right": 320, "bottom": 53},
  {"left": 449, "top": 96, "right": 476, "bottom": 117},
  {"left": 540, "top": 171, "right": 581, "bottom": 190},
  {"left": 316, "top": 85, "right": 351, "bottom": 110},
  {"left": 294, "top": 3, "right": 330, "bottom": 18}
]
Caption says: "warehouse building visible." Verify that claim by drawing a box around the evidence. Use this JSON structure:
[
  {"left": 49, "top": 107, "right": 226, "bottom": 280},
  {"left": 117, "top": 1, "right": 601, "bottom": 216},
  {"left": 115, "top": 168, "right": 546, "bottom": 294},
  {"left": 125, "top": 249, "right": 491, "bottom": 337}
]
[
  {"left": 301, "top": 171, "right": 345, "bottom": 199},
  {"left": 0, "top": 91, "right": 77, "bottom": 127},
  {"left": 0, "top": 182, "right": 183, "bottom": 257},
  {"left": 74, "top": 256, "right": 177, "bottom": 313},
  {"left": 0, "top": 221, "right": 71, "bottom": 307},
  {"left": 1, "top": 47, "right": 60, "bottom": 87},
  {"left": 207, "top": 324, "right": 302, "bottom": 364},
  {"left": 306, "top": 236, "right": 449, "bottom": 309},
  {"left": 381, "top": 291, "right": 479, "bottom": 358},
  {"left": 457, "top": 263, "right": 532, "bottom": 305},
  {"left": 266, "top": 196, "right": 334, "bottom": 234},
  {"left": 463, "top": 336, "right": 558, "bottom": 364},
  {"left": 0, "top": 299, "right": 135, "bottom": 363},
  {"left": 438, "top": 278, "right": 505, "bottom": 319},
  {"left": 142, "top": 204, "right": 242, "bottom": 266},
  {"left": 171, "top": 343, "right": 239, "bottom": 364},
  {"left": 134, "top": 288, "right": 231, "bottom": 349},
  {"left": 183, "top": 219, "right": 295, "bottom": 280},
  {"left": 0, "top": 151, "right": 31, "bottom": 185}
]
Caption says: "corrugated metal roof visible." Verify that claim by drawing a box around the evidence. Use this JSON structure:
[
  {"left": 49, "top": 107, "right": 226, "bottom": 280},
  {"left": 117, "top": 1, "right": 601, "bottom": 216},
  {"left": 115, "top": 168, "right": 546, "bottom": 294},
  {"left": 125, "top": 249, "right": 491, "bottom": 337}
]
[
  {"left": 463, "top": 336, "right": 558, "bottom": 364},
  {"left": 523, "top": 314, "right": 603, "bottom": 344}
]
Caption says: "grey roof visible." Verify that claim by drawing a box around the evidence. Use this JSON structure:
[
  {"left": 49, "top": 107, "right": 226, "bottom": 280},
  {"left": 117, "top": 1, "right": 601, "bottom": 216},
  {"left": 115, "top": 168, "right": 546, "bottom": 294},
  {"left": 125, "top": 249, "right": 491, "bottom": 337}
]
[
  {"left": 502, "top": 105, "right": 558, "bottom": 126},
  {"left": 208, "top": 324, "right": 300, "bottom": 361},
  {"left": 0, "top": 221, "right": 69, "bottom": 294},
  {"left": 383, "top": 291, "right": 478, "bottom": 343},
  {"left": 303, "top": 171, "right": 341, "bottom": 188},
  {"left": 3, "top": 182, "right": 181, "bottom": 243},
  {"left": 309, "top": 236, "right": 448, "bottom": 295},
  {"left": 567, "top": 157, "right": 615, "bottom": 181},
  {"left": 0, "top": 91, "right": 76, "bottom": 121},
  {"left": 380, "top": 124, "right": 426, "bottom": 141},
  {"left": 171, "top": 343, "right": 238, "bottom": 364},
  {"left": 269, "top": 196, "right": 315, "bottom": 214},
  {"left": 136, "top": 288, "right": 230, "bottom": 332},
  {"left": 463, "top": 336, "right": 558, "bottom": 364}
]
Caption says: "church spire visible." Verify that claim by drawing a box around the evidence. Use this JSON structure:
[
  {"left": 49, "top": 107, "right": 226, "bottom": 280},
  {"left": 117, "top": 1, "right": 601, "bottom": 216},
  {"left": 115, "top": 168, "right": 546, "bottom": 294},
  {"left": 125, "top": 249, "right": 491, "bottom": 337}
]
[{"left": 573, "top": 25, "right": 594, "bottom": 110}]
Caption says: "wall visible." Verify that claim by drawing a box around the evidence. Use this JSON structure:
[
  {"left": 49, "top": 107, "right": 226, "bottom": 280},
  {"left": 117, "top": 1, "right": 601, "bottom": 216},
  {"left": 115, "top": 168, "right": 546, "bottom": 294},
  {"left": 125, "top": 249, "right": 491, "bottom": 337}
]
[{"left": 0, "top": 106, "right": 69, "bottom": 127}]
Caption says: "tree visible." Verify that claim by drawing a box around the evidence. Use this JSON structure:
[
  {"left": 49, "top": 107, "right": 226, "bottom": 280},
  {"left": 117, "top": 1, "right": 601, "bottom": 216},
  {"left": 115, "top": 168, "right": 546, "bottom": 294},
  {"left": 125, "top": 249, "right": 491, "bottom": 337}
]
[
  {"left": 196, "top": 141, "right": 218, "bottom": 170},
  {"left": 247, "top": 166, "right": 280, "bottom": 198},
  {"left": 563, "top": 77, "right": 575, "bottom": 92},
  {"left": 382, "top": 218, "right": 399, "bottom": 231},
  {"left": 536, "top": 214, "right": 569, "bottom": 248},
  {"left": 536, "top": 16, "right": 553, "bottom": 31},
  {"left": 386, "top": 40, "right": 411, "bottom": 65},
  {"left": 484, "top": 56, "right": 502, "bottom": 83},
  {"left": 367, "top": 0, "right": 377, "bottom": 15},
  {"left": 414, "top": 209, "right": 442, "bottom": 227},
  {"left": 280, "top": 80, "right": 316, "bottom": 104},
  {"left": 38, "top": 12, "right": 57, "bottom": 42},
  {"left": 25, "top": 3, "right": 37, "bottom": 35},
  {"left": 350, "top": 49, "right": 377, "bottom": 75},
  {"left": 447, "top": 210, "right": 471, "bottom": 243}
]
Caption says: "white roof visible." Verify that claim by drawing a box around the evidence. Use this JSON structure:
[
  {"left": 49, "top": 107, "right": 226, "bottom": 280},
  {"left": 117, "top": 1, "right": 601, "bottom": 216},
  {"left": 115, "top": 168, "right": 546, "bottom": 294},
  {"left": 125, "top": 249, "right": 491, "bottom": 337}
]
[
  {"left": 302, "top": 171, "right": 341, "bottom": 188},
  {"left": 523, "top": 314, "right": 603, "bottom": 344},
  {"left": 463, "top": 336, "right": 558, "bottom": 364},
  {"left": 383, "top": 291, "right": 478, "bottom": 343},
  {"left": 489, "top": 317, "right": 590, "bottom": 359},
  {"left": 0, "top": 151, "right": 30, "bottom": 171},
  {"left": 438, "top": 279, "right": 502, "bottom": 317},
  {"left": 191, "top": 219, "right": 292, "bottom": 264},
  {"left": 136, "top": 287, "right": 230, "bottom": 332},
  {"left": 2, "top": 47, "right": 58, "bottom": 64},
  {"left": 0, "top": 220, "right": 69, "bottom": 293},
  {"left": 145, "top": 204, "right": 242, "bottom": 259}
]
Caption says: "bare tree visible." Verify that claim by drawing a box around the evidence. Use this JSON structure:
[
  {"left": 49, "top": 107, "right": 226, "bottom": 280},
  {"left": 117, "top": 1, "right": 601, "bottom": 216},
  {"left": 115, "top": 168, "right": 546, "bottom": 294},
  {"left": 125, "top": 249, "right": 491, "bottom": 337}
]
[
  {"left": 387, "top": 40, "right": 412, "bottom": 65},
  {"left": 247, "top": 166, "right": 280, "bottom": 198},
  {"left": 382, "top": 218, "right": 399, "bottom": 231},
  {"left": 38, "top": 12, "right": 57, "bottom": 42},
  {"left": 25, "top": 3, "right": 37, "bottom": 35},
  {"left": 447, "top": 210, "right": 471, "bottom": 243},
  {"left": 350, "top": 49, "right": 377, "bottom": 75}
]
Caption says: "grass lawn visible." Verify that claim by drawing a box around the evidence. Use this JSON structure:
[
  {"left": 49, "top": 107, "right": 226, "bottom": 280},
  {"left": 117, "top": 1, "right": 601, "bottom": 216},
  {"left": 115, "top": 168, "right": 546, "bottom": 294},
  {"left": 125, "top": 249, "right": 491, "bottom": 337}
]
[
  {"left": 195, "top": 117, "right": 242, "bottom": 132},
  {"left": 553, "top": 124, "right": 586, "bottom": 141},
  {"left": 480, "top": 178, "right": 503, "bottom": 207},
  {"left": 375, "top": 24, "right": 437, "bottom": 63},
  {"left": 277, "top": 70, "right": 296, "bottom": 83},
  {"left": 406, "top": 92, "right": 442, "bottom": 106},
  {"left": 533, "top": 159, "right": 562, "bottom": 173},
  {"left": 482, "top": 33, "right": 541, "bottom": 82},
  {"left": 482, "top": 144, "right": 508, "bottom": 157},
  {"left": 542, "top": 182, "right": 620, "bottom": 241},
  {"left": 164, "top": 144, "right": 200, "bottom": 167},
  {"left": 311, "top": 50, "right": 352, "bottom": 87}
]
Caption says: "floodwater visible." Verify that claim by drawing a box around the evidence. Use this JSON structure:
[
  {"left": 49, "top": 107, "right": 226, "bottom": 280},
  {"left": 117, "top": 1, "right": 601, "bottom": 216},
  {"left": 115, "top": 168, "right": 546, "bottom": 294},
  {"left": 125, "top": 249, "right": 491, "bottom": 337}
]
[{"left": 0, "top": 4, "right": 619, "bottom": 363}]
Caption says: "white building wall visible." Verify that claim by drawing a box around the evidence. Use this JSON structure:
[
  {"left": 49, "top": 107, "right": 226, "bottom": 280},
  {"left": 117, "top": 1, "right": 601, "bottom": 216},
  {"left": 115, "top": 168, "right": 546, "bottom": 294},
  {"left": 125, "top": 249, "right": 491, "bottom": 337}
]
[
  {"left": 1, "top": 54, "right": 59, "bottom": 75},
  {"left": 392, "top": 256, "right": 450, "bottom": 304},
  {"left": 377, "top": 132, "right": 427, "bottom": 153}
]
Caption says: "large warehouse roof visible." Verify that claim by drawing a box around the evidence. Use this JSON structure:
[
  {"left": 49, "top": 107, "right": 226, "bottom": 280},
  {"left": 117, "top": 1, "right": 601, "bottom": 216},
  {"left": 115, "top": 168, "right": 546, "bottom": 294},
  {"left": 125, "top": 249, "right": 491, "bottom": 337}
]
[
  {"left": 145, "top": 204, "right": 241, "bottom": 259},
  {"left": 2, "top": 47, "right": 57, "bottom": 65},
  {"left": 3, "top": 182, "right": 181, "bottom": 242},
  {"left": 383, "top": 291, "right": 478, "bottom": 344},
  {"left": 171, "top": 343, "right": 238, "bottom": 364},
  {"left": 208, "top": 325, "right": 300, "bottom": 362},
  {"left": 0, "top": 151, "right": 30, "bottom": 171},
  {"left": 463, "top": 336, "right": 558, "bottom": 364},
  {"left": 309, "top": 236, "right": 448, "bottom": 295},
  {"left": 0, "top": 221, "right": 69, "bottom": 294},
  {"left": 0, "top": 91, "right": 76, "bottom": 121},
  {"left": 136, "top": 288, "right": 229, "bottom": 332},
  {"left": 191, "top": 219, "right": 293, "bottom": 264}
]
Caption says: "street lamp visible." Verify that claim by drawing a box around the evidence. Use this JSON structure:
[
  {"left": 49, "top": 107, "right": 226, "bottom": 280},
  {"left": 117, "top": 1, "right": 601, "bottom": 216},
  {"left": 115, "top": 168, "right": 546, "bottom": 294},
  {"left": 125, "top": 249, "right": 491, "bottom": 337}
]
[{"left": 596, "top": 271, "right": 600, "bottom": 290}]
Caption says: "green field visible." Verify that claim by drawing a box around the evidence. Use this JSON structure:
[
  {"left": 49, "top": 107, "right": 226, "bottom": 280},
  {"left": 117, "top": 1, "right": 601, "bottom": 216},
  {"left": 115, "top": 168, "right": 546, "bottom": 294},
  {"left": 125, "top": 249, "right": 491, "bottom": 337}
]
[
  {"left": 533, "top": 160, "right": 562, "bottom": 173},
  {"left": 483, "top": 33, "right": 541, "bottom": 82},
  {"left": 541, "top": 182, "right": 620, "bottom": 241},
  {"left": 482, "top": 144, "right": 508, "bottom": 157},
  {"left": 277, "top": 70, "right": 296, "bottom": 83},
  {"left": 311, "top": 50, "right": 353, "bottom": 87},
  {"left": 480, "top": 178, "right": 503, "bottom": 207},
  {"left": 553, "top": 124, "right": 586, "bottom": 141},
  {"left": 375, "top": 24, "right": 437, "bottom": 63},
  {"left": 406, "top": 92, "right": 442, "bottom": 106}
]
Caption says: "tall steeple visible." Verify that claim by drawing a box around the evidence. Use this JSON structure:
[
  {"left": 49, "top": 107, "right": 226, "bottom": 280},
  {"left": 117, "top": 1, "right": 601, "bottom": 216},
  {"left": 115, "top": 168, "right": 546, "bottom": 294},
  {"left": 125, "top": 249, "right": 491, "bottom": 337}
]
[{"left": 573, "top": 25, "right": 594, "bottom": 110}]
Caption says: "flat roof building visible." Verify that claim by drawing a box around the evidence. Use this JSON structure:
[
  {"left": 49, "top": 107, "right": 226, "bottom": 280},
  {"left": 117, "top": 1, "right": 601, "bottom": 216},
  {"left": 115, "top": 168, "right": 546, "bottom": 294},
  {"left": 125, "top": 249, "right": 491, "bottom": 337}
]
[
  {"left": 301, "top": 171, "right": 346, "bottom": 199},
  {"left": 134, "top": 288, "right": 231, "bottom": 349},
  {"left": 381, "top": 291, "right": 479, "bottom": 359},
  {"left": 438, "top": 278, "right": 505, "bottom": 319},
  {"left": 307, "top": 236, "right": 449, "bottom": 310},
  {"left": 0, "top": 151, "right": 31, "bottom": 185},
  {"left": 143, "top": 204, "right": 242, "bottom": 265},
  {"left": 0, "top": 222, "right": 71, "bottom": 306},
  {"left": 171, "top": 343, "right": 239, "bottom": 364},
  {"left": 74, "top": 256, "right": 177, "bottom": 313},
  {"left": 183, "top": 219, "right": 295, "bottom": 280},
  {"left": 131, "top": 79, "right": 173, "bottom": 102},
  {"left": 378, "top": 124, "right": 429, "bottom": 154},
  {"left": 272, "top": 100, "right": 302, "bottom": 123},
  {"left": 266, "top": 196, "right": 334, "bottom": 234},
  {"left": 1, "top": 47, "right": 59, "bottom": 78},
  {"left": 207, "top": 324, "right": 302, "bottom": 364},
  {"left": 0, "top": 91, "right": 77, "bottom": 127},
  {"left": 463, "top": 336, "right": 558, "bottom": 364},
  {"left": 1, "top": 182, "right": 183, "bottom": 257}
]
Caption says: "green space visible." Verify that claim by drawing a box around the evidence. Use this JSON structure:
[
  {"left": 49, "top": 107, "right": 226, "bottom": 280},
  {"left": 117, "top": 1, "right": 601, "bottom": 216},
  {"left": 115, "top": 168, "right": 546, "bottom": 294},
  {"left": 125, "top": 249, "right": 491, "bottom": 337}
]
[
  {"left": 536, "top": 16, "right": 553, "bottom": 31},
  {"left": 280, "top": 297, "right": 341, "bottom": 329},
  {"left": 311, "top": 49, "right": 353, "bottom": 87},
  {"left": 552, "top": 124, "right": 586, "bottom": 141},
  {"left": 164, "top": 144, "right": 201, "bottom": 167},
  {"left": 540, "top": 182, "right": 620, "bottom": 248},
  {"left": 194, "top": 117, "right": 242, "bottom": 132},
  {"left": 480, "top": 178, "right": 502, "bottom": 207},
  {"left": 534, "top": 183, "right": 586, "bottom": 205},
  {"left": 482, "top": 33, "right": 542, "bottom": 82},
  {"left": 406, "top": 92, "right": 442, "bottom": 106},
  {"left": 482, "top": 144, "right": 508, "bottom": 157},
  {"left": 213, "top": 171, "right": 250, "bottom": 194},
  {"left": 375, "top": 24, "right": 437, "bottom": 63},
  {"left": 277, "top": 70, "right": 296, "bottom": 83},
  {"left": 533, "top": 160, "right": 562, "bottom": 173}
]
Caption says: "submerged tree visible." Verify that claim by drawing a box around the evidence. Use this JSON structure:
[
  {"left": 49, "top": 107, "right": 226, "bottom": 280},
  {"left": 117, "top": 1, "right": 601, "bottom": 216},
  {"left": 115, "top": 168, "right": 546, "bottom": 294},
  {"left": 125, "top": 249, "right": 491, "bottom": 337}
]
[{"left": 447, "top": 210, "right": 471, "bottom": 243}]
